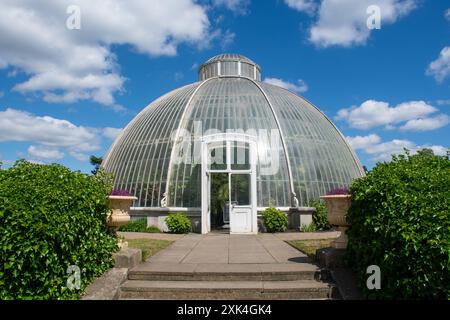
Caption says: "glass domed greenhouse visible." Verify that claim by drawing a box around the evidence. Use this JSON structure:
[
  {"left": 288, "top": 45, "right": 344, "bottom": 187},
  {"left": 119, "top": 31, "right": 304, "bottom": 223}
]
[{"left": 102, "top": 54, "right": 364, "bottom": 234}]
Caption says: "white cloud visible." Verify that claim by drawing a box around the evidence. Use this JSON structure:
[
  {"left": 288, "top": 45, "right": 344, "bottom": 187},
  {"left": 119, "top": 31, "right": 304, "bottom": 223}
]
[
  {"left": 346, "top": 134, "right": 381, "bottom": 150},
  {"left": 68, "top": 151, "right": 90, "bottom": 162},
  {"left": 264, "top": 78, "right": 308, "bottom": 93},
  {"left": 284, "top": 0, "right": 317, "bottom": 15},
  {"left": 445, "top": 8, "right": 450, "bottom": 22},
  {"left": 436, "top": 99, "right": 450, "bottom": 106},
  {"left": 0, "top": 108, "right": 120, "bottom": 161},
  {"left": 221, "top": 29, "right": 236, "bottom": 48},
  {"left": 426, "top": 46, "right": 450, "bottom": 83},
  {"left": 0, "top": 0, "right": 212, "bottom": 107},
  {"left": 399, "top": 114, "right": 450, "bottom": 132},
  {"left": 102, "top": 127, "right": 123, "bottom": 141},
  {"left": 0, "top": 108, "right": 100, "bottom": 152},
  {"left": 346, "top": 134, "right": 448, "bottom": 162},
  {"left": 365, "top": 138, "right": 416, "bottom": 161},
  {"left": 174, "top": 72, "right": 184, "bottom": 82},
  {"left": 212, "top": 0, "right": 250, "bottom": 15},
  {"left": 336, "top": 100, "right": 449, "bottom": 131},
  {"left": 309, "top": 0, "right": 417, "bottom": 47},
  {"left": 0, "top": 91, "right": 4, "bottom": 98},
  {"left": 28, "top": 145, "right": 64, "bottom": 160}
]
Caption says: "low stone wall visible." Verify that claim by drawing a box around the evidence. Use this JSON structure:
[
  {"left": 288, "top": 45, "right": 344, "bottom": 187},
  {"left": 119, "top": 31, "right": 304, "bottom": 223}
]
[
  {"left": 257, "top": 207, "right": 315, "bottom": 232},
  {"left": 130, "top": 207, "right": 201, "bottom": 233},
  {"left": 130, "top": 206, "right": 315, "bottom": 234}
]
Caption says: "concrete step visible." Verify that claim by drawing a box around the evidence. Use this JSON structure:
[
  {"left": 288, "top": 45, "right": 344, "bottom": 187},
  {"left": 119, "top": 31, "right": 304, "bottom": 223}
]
[
  {"left": 128, "top": 263, "right": 325, "bottom": 281},
  {"left": 119, "top": 279, "right": 336, "bottom": 300}
]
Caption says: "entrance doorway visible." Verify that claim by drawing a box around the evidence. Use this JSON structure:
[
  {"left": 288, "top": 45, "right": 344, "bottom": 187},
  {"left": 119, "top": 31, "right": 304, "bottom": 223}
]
[
  {"left": 201, "top": 134, "right": 257, "bottom": 234},
  {"left": 209, "top": 172, "right": 229, "bottom": 231}
]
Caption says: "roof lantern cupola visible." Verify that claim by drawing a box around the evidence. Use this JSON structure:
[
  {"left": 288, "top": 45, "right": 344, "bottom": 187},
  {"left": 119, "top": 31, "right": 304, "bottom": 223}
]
[{"left": 198, "top": 53, "right": 261, "bottom": 81}]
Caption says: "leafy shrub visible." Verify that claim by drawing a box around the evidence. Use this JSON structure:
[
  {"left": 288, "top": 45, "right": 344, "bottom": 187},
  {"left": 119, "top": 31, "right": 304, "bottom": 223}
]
[
  {"left": 346, "top": 150, "right": 450, "bottom": 299},
  {"left": 118, "top": 219, "right": 161, "bottom": 233},
  {"left": 262, "top": 207, "right": 288, "bottom": 232},
  {"left": 0, "top": 160, "right": 118, "bottom": 300},
  {"left": 165, "top": 213, "right": 191, "bottom": 234},
  {"left": 299, "top": 223, "right": 317, "bottom": 232},
  {"left": 309, "top": 200, "right": 331, "bottom": 231}
]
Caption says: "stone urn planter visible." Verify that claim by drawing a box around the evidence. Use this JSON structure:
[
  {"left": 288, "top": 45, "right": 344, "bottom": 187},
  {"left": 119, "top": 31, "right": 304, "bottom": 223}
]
[
  {"left": 106, "top": 195, "right": 137, "bottom": 230},
  {"left": 107, "top": 193, "right": 137, "bottom": 250},
  {"left": 320, "top": 189, "right": 352, "bottom": 249}
]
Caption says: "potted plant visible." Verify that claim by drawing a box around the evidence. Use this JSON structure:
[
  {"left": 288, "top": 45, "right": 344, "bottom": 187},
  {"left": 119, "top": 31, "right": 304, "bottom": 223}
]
[
  {"left": 107, "top": 189, "right": 137, "bottom": 230},
  {"left": 320, "top": 187, "right": 351, "bottom": 249}
]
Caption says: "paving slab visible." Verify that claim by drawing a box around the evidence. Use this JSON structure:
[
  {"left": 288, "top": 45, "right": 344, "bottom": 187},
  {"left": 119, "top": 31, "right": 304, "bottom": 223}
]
[
  {"left": 82, "top": 268, "right": 128, "bottom": 300},
  {"left": 118, "top": 232, "right": 186, "bottom": 241},
  {"left": 274, "top": 231, "right": 340, "bottom": 241},
  {"left": 141, "top": 233, "right": 318, "bottom": 265}
]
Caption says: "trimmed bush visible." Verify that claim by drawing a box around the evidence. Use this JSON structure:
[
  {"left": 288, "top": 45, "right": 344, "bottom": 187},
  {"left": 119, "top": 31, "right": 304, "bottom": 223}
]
[
  {"left": 346, "top": 150, "right": 450, "bottom": 299},
  {"left": 0, "top": 160, "right": 118, "bottom": 300},
  {"left": 165, "top": 213, "right": 191, "bottom": 234},
  {"left": 118, "top": 219, "right": 161, "bottom": 233},
  {"left": 309, "top": 200, "right": 331, "bottom": 231},
  {"left": 299, "top": 223, "right": 317, "bottom": 232},
  {"left": 262, "top": 207, "right": 288, "bottom": 232}
]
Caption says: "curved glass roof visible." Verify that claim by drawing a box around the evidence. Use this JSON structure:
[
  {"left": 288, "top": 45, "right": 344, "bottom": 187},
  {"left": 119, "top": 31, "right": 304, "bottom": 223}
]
[{"left": 102, "top": 54, "right": 364, "bottom": 208}]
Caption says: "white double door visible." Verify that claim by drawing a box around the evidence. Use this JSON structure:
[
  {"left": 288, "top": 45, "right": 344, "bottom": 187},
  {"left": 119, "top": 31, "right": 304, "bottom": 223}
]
[{"left": 201, "top": 134, "right": 257, "bottom": 234}]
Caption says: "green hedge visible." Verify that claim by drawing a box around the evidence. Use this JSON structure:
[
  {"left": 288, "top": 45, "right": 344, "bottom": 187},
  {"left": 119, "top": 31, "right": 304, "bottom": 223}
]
[
  {"left": 118, "top": 219, "right": 161, "bottom": 233},
  {"left": 346, "top": 150, "right": 450, "bottom": 299},
  {"left": 0, "top": 160, "right": 118, "bottom": 299},
  {"left": 309, "top": 200, "right": 331, "bottom": 231},
  {"left": 165, "top": 213, "right": 191, "bottom": 234},
  {"left": 262, "top": 207, "right": 287, "bottom": 232}
]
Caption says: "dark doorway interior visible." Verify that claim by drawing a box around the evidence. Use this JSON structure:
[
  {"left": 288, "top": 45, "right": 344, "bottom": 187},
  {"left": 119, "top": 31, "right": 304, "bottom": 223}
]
[{"left": 210, "top": 173, "right": 229, "bottom": 231}]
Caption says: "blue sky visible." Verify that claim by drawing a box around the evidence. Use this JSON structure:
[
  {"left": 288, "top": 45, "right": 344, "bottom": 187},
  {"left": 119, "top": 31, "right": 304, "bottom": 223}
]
[{"left": 0, "top": 0, "right": 449, "bottom": 173}]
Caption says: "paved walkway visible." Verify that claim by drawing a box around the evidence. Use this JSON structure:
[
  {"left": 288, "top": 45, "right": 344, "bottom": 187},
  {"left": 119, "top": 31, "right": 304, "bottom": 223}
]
[
  {"left": 274, "top": 231, "right": 340, "bottom": 241},
  {"left": 146, "top": 233, "right": 313, "bottom": 264},
  {"left": 119, "top": 231, "right": 339, "bottom": 242},
  {"left": 118, "top": 232, "right": 186, "bottom": 241}
]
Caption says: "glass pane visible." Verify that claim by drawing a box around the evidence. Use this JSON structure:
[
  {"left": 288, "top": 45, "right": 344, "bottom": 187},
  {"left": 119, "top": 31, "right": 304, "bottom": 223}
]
[
  {"left": 230, "top": 174, "right": 250, "bottom": 206},
  {"left": 208, "top": 142, "right": 227, "bottom": 170},
  {"left": 231, "top": 141, "right": 250, "bottom": 170}
]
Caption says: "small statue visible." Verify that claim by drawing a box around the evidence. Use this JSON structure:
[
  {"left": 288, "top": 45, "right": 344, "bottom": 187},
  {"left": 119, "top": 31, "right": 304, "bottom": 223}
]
[
  {"left": 160, "top": 192, "right": 167, "bottom": 208},
  {"left": 292, "top": 192, "right": 299, "bottom": 208}
]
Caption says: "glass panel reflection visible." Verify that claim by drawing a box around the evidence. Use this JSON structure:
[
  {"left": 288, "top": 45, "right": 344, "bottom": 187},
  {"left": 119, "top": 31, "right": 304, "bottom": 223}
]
[{"left": 230, "top": 174, "right": 251, "bottom": 206}]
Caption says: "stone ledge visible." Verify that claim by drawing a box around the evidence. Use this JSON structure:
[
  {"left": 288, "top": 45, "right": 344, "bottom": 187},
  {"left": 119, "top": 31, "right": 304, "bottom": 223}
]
[
  {"left": 113, "top": 248, "right": 142, "bottom": 269},
  {"left": 82, "top": 268, "right": 128, "bottom": 300},
  {"left": 316, "top": 247, "right": 346, "bottom": 268}
]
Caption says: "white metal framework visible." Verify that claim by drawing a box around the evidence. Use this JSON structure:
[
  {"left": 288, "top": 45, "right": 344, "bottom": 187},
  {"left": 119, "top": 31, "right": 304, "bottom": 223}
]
[
  {"left": 201, "top": 133, "right": 258, "bottom": 234},
  {"left": 102, "top": 54, "right": 365, "bottom": 213}
]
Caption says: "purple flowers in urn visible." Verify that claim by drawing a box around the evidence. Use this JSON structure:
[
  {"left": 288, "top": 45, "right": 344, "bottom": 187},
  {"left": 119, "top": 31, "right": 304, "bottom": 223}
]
[
  {"left": 110, "top": 189, "right": 132, "bottom": 196},
  {"left": 326, "top": 187, "right": 349, "bottom": 195}
]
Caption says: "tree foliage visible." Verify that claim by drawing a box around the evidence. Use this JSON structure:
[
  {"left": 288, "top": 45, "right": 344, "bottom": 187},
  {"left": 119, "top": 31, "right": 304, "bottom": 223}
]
[
  {"left": 0, "top": 160, "right": 118, "bottom": 299},
  {"left": 346, "top": 150, "right": 450, "bottom": 299},
  {"left": 89, "top": 155, "right": 103, "bottom": 175}
]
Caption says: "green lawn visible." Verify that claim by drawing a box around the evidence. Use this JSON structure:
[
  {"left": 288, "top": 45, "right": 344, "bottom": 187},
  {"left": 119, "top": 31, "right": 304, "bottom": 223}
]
[
  {"left": 287, "top": 239, "right": 334, "bottom": 259},
  {"left": 127, "top": 239, "right": 173, "bottom": 261}
]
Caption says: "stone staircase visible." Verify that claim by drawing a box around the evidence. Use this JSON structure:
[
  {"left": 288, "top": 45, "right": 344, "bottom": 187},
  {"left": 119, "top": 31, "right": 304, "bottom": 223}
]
[{"left": 118, "top": 263, "right": 338, "bottom": 300}]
